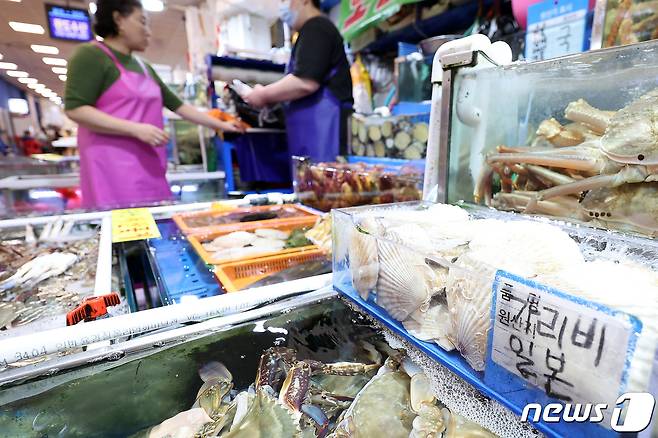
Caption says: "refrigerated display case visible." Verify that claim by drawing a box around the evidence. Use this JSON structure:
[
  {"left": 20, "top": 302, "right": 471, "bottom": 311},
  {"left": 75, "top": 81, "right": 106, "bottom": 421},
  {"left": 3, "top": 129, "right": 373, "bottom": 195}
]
[
  {"left": 293, "top": 156, "right": 423, "bottom": 212},
  {"left": 332, "top": 200, "right": 658, "bottom": 438},
  {"left": 427, "top": 35, "right": 658, "bottom": 238}
]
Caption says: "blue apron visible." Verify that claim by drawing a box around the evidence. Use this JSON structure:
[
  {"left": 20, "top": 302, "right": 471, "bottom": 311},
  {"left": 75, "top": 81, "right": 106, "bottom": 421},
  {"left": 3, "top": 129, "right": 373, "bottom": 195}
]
[{"left": 285, "top": 50, "right": 347, "bottom": 162}]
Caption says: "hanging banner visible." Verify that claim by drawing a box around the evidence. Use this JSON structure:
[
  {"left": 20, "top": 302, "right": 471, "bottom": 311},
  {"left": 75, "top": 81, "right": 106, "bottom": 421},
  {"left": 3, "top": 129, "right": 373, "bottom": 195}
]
[{"left": 339, "top": 0, "right": 420, "bottom": 42}]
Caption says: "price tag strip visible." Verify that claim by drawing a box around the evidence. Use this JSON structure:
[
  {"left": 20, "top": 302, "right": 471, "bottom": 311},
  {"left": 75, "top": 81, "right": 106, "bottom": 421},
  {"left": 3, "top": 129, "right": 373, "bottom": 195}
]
[
  {"left": 525, "top": 0, "right": 590, "bottom": 61},
  {"left": 485, "top": 270, "right": 642, "bottom": 430},
  {"left": 111, "top": 208, "right": 161, "bottom": 243}
]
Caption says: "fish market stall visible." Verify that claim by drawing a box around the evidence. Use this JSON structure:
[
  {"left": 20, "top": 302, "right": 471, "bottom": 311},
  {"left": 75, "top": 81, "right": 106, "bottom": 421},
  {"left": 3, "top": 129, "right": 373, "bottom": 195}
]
[{"left": 1, "top": 34, "right": 658, "bottom": 438}]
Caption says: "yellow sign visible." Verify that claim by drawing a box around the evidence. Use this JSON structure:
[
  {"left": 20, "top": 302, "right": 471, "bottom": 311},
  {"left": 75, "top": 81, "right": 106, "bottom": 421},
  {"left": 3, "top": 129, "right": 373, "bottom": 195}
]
[
  {"left": 211, "top": 201, "right": 237, "bottom": 212},
  {"left": 111, "top": 208, "right": 161, "bottom": 243}
]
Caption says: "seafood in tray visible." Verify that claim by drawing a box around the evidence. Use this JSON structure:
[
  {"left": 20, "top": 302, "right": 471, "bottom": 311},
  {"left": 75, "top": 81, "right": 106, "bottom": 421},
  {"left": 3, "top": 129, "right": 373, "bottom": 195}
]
[
  {"left": 0, "top": 220, "right": 101, "bottom": 331},
  {"left": 332, "top": 202, "right": 658, "bottom": 406},
  {"left": 294, "top": 157, "right": 422, "bottom": 212},
  {"left": 173, "top": 204, "right": 318, "bottom": 235},
  {"left": 189, "top": 220, "right": 317, "bottom": 265},
  {"left": 475, "top": 86, "right": 658, "bottom": 237}
]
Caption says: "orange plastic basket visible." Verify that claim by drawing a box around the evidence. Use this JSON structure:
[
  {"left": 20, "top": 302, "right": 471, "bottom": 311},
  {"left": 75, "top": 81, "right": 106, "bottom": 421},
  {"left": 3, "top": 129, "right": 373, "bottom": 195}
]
[
  {"left": 173, "top": 204, "right": 318, "bottom": 235},
  {"left": 214, "top": 249, "right": 328, "bottom": 292},
  {"left": 188, "top": 218, "right": 319, "bottom": 265}
]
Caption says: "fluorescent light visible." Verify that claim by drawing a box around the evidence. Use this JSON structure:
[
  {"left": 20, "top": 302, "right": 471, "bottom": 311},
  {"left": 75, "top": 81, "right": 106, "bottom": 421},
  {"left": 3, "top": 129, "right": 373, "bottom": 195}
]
[
  {"left": 89, "top": 2, "right": 97, "bottom": 14},
  {"left": 0, "top": 62, "right": 17, "bottom": 70},
  {"left": 8, "top": 98, "right": 28, "bottom": 115},
  {"left": 95, "top": 35, "right": 104, "bottom": 41},
  {"left": 6, "top": 70, "right": 28, "bottom": 78},
  {"left": 42, "top": 92, "right": 56, "bottom": 98},
  {"left": 31, "top": 45, "right": 59, "bottom": 55},
  {"left": 142, "top": 0, "right": 164, "bottom": 12},
  {"left": 18, "top": 77, "right": 37, "bottom": 84},
  {"left": 58, "top": 75, "right": 67, "bottom": 81},
  {"left": 51, "top": 67, "right": 67, "bottom": 74},
  {"left": 28, "top": 83, "right": 44, "bottom": 90},
  {"left": 9, "top": 22, "right": 44, "bottom": 34},
  {"left": 42, "top": 57, "right": 67, "bottom": 66}
]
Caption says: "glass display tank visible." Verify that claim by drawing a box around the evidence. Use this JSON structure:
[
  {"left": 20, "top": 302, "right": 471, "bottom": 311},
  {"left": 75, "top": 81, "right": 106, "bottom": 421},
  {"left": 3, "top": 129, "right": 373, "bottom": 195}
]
[
  {"left": 0, "top": 295, "right": 386, "bottom": 437},
  {"left": 439, "top": 38, "right": 658, "bottom": 237}
]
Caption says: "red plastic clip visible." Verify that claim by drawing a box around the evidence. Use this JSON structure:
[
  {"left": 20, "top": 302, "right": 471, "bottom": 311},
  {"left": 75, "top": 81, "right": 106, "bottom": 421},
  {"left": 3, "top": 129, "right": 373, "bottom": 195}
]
[{"left": 66, "top": 293, "right": 121, "bottom": 326}]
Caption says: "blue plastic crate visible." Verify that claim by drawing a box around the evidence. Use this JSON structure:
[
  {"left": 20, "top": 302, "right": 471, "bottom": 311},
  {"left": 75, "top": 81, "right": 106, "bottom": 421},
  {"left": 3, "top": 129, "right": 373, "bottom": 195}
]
[{"left": 147, "top": 219, "right": 223, "bottom": 305}]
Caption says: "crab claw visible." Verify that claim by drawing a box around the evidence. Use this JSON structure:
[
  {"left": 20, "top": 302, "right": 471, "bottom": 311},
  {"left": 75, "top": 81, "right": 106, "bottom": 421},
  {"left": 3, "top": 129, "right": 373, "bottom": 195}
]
[
  {"left": 279, "top": 361, "right": 312, "bottom": 412},
  {"left": 301, "top": 404, "right": 329, "bottom": 438}
]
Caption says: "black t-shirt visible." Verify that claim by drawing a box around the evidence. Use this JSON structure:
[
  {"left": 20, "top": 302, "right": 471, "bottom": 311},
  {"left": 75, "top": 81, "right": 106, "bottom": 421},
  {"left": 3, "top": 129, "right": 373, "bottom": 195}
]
[{"left": 292, "top": 16, "right": 353, "bottom": 104}]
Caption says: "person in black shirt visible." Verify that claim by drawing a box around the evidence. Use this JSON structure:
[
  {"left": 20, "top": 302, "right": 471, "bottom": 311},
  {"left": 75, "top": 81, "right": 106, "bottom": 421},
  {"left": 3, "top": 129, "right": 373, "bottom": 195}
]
[{"left": 245, "top": 0, "right": 353, "bottom": 162}]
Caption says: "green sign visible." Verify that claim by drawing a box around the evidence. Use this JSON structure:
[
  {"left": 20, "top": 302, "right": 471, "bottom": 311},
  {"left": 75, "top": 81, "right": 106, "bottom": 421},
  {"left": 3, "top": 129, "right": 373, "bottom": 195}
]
[{"left": 339, "top": 0, "right": 420, "bottom": 42}]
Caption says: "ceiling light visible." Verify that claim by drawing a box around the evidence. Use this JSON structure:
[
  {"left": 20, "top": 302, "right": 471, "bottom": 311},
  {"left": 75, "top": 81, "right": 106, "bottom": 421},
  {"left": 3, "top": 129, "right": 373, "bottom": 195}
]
[
  {"left": 18, "top": 77, "right": 37, "bottom": 84},
  {"left": 28, "top": 83, "right": 44, "bottom": 90},
  {"left": 89, "top": 2, "right": 97, "bottom": 14},
  {"left": 0, "top": 62, "right": 17, "bottom": 70},
  {"left": 51, "top": 67, "right": 67, "bottom": 74},
  {"left": 6, "top": 70, "right": 28, "bottom": 78},
  {"left": 42, "top": 57, "right": 67, "bottom": 66},
  {"left": 95, "top": 35, "right": 104, "bottom": 41},
  {"left": 58, "top": 75, "right": 67, "bottom": 81},
  {"left": 31, "top": 45, "right": 59, "bottom": 55},
  {"left": 8, "top": 98, "right": 28, "bottom": 115},
  {"left": 9, "top": 22, "right": 45, "bottom": 34},
  {"left": 142, "top": 0, "right": 164, "bottom": 12},
  {"left": 42, "top": 92, "right": 56, "bottom": 98}
]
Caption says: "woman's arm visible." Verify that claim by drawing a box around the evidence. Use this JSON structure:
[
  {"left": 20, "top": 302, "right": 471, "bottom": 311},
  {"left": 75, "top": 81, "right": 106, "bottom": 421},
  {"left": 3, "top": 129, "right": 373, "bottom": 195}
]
[
  {"left": 66, "top": 105, "right": 170, "bottom": 146},
  {"left": 175, "top": 104, "right": 246, "bottom": 133},
  {"left": 244, "top": 75, "right": 320, "bottom": 108}
]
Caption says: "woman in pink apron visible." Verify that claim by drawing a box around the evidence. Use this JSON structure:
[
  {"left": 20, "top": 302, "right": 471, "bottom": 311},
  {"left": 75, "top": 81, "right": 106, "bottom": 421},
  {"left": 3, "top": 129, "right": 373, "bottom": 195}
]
[{"left": 65, "top": 0, "right": 244, "bottom": 210}]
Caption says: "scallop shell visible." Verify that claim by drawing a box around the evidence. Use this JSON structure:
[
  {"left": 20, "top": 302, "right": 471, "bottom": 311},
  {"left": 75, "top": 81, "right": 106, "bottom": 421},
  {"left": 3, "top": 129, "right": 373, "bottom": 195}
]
[
  {"left": 445, "top": 253, "right": 495, "bottom": 371},
  {"left": 348, "top": 217, "right": 380, "bottom": 300},
  {"left": 403, "top": 304, "right": 455, "bottom": 351},
  {"left": 376, "top": 239, "right": 433, "bottom": 321}
]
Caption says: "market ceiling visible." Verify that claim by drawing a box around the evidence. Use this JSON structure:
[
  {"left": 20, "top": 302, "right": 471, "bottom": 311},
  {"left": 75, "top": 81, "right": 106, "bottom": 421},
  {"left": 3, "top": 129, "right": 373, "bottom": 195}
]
[{"left": 0, "top": 0, "right": 199, "bottom": 104}]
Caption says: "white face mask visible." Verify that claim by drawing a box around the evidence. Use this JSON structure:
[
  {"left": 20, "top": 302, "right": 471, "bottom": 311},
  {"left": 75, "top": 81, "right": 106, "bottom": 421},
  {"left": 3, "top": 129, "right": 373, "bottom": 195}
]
[{"left": 279, "top": 1, "right": 298, "bottom": 27}]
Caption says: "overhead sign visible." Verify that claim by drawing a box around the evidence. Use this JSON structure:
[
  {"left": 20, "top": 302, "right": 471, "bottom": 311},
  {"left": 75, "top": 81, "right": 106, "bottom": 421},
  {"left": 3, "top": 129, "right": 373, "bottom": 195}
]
[
  {"left": 45, "top": 4, "right": 93, "bottom": 42},
  {"left": 525, "top": 0, "right": 589, "bottom": 61},
  {"left": 339, "top": 0, "right": 420, "bottom": 42}
]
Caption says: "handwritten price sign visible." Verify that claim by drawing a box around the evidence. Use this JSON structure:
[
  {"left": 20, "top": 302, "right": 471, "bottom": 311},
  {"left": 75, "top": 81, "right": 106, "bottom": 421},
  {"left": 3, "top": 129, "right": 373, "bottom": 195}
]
[
  {"left": 486, "top": 270, "right": 641, "bottom": 408},
  {"left": 111, "top": 208, "right": 161, "bottom": 243}
]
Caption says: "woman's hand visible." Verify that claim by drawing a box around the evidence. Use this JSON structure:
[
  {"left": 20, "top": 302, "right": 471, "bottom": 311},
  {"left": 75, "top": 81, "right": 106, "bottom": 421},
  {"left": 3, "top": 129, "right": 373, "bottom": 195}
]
[
  {"left": 133, "top": 123, "right": 170, "bottom": 146},
  {"left": 244, "top": 85, "right": 268, "bottom": 109},
  {"left": 219, "top": 120, "right": 247, "bottom": 133}
]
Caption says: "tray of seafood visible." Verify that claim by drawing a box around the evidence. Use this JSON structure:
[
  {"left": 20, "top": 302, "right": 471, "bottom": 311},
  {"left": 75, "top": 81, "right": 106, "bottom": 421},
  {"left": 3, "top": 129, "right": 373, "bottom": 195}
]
[
  {"left": 188, "top": 217, "right": 319, "bottom": 265},
  {"left": 0, "top": 217, "right": 116, "bottom": 336},
  {"left": 332, "top": 201, "right": 658, "bottom": 438},
  {"left": 293, "top": 156, "right": 423, "bottom": 212},
  {"left": 172, "top": 204, "right": 319, "bottom": 235}
]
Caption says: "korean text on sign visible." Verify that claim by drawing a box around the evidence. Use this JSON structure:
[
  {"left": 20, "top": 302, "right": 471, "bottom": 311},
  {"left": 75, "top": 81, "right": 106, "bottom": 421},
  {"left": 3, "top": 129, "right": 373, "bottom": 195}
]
[{"left": 490, "top": 271, "right": 639, "bottom": 406}]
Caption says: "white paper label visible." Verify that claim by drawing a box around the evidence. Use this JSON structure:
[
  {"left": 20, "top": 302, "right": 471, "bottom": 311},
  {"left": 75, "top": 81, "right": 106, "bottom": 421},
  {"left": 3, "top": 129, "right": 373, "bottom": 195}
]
[{"left": 490, "top": 271, "right": 639, "bottom": 406}]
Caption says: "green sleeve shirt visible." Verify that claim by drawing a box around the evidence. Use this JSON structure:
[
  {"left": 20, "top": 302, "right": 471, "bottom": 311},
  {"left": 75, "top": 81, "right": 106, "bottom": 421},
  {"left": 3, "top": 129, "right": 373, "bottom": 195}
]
[{"left": 64, "top": 43, "right": 183, "bottom": 112}]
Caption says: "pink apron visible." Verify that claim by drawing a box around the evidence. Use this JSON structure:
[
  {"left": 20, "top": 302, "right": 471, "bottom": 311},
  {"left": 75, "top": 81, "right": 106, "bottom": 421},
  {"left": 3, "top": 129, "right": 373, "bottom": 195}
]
[{"left": 77, "top": 42, "right": 172, "bottom": 210}]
